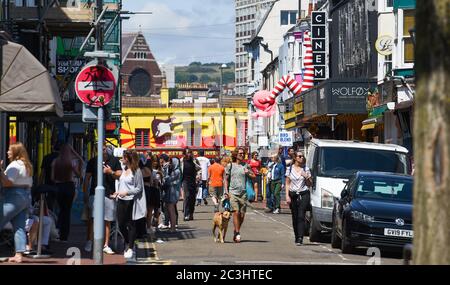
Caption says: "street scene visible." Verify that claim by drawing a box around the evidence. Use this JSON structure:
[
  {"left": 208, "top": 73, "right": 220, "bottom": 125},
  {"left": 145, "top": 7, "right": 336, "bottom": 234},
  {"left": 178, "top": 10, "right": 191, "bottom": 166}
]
[{"left": 0, "top": 0, "right": 449, "bottom": 267}]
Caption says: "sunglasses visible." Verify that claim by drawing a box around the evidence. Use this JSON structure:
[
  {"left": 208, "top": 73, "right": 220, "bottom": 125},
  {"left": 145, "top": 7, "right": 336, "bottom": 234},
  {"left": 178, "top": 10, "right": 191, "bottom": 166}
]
[{"left": 238, "top": 152, "right": 244, "bottom": 155}]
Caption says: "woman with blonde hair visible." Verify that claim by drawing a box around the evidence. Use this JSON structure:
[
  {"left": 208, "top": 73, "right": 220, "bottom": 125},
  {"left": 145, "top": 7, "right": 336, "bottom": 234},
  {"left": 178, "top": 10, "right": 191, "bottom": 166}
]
[
  {"left": 51, "top": 143, "right": 81, "bottom": 241},
  {"left": 0, "top": 142, "right": 33, "bottom": 263}
]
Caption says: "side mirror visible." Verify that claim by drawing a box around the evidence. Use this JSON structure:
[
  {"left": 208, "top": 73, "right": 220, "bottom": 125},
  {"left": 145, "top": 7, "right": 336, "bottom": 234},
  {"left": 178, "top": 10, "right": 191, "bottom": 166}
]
[{"left": 341, "top": 189, "right": 349, "bottom": 199}]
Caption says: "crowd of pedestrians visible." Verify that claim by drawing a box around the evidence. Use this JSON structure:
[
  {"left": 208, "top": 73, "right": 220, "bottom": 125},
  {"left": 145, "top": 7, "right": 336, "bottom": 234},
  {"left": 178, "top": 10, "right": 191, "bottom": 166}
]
[{"left": 1, "top": 141, "right": 311, "bottom": 262}]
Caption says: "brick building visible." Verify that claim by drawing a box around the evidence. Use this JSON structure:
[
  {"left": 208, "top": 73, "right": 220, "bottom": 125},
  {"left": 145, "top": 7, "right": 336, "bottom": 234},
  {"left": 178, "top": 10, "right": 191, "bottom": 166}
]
[{"left": 121, "top": 32, "right": 162, "bottom": 99}]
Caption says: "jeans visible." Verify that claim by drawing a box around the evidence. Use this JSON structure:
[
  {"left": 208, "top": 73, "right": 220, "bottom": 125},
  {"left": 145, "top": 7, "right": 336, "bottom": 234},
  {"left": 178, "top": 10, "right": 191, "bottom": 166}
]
[
  {"left": 55, "top": 182, "right": 75, "bottom": 241},
  {"left": 0, "top": 187, "right": 31, "bottom": 253},
  {"left": 265, "top": 181, "right": 276, "bottom": 210},
  {"left": 201, "top": 180, "right": 208, "bottom": 199},
  {"left": 271, "top": 180, "right": 282, "bottom": 210}
]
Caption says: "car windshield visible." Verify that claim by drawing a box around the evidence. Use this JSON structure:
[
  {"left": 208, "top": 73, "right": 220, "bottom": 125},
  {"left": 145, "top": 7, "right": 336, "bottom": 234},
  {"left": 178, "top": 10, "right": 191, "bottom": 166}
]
[
  {"left": 319, "top": 147, "right": 409, "bottom": 178},
  {"left": 354, "top": 177, "right": 413, "bottom": 202}
]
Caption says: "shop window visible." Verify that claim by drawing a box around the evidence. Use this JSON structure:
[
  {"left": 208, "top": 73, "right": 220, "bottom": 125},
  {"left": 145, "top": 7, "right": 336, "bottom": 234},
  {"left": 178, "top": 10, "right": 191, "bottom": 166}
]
[
  {"left": 135, "top": 129, "right": 150, "bottom": 148},
  {"left": 403, "top": 10, "right": 415, "bottom": 63}
]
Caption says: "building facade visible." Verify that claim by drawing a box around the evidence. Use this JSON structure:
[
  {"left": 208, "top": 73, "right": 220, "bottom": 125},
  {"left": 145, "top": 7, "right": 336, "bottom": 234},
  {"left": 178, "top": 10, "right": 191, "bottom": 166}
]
[
  {"left": 121, "top": 32, "right": 163, "bottom": 98},
  {"left": 235, "top": 0, "right": 275, "bottom": 96}
]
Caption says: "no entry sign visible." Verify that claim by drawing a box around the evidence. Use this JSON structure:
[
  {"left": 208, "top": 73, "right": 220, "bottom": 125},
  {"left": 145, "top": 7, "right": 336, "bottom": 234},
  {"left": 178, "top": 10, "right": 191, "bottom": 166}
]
[{"left": 75, "top": 64, "right": 116, "bottom": 107}]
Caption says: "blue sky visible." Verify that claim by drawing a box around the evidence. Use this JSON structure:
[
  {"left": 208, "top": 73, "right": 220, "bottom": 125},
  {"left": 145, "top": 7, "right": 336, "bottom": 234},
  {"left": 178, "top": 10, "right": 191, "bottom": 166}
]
[{"left": 123, "top": 0, "right": 235, "bottom": 66}]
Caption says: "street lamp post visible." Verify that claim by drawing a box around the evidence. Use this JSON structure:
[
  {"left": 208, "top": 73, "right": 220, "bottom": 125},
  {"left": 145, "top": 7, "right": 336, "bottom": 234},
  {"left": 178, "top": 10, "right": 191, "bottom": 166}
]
[{"left": 219, "top": 64, "right": 227, "bottom": 155}]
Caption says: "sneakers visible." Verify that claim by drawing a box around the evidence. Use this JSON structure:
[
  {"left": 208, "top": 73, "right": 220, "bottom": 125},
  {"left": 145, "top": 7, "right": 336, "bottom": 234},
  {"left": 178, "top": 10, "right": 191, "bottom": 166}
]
[
  {"left": 273, "top": 208, "right": 280, "bottom": 214},
  {"left": 295, "top": 238, "right": 303, "bottom": 246},
  {"left": 233, "top": 232, "right": 241, "bottom": 243},
  {"left": 123, "top": 248, "right": 134, "bottom": 259},
  {"left": 84, "top": 240, "right": 92, "bottom": 252},
  {"left": 203, "top": 199, "right": 208, "bottom": 205},
  {"left": 103, "top": 246, "right": 115, "bottom": 255},
  {"left": 158, "top": 224, "right": 169, "bottom": 230}
]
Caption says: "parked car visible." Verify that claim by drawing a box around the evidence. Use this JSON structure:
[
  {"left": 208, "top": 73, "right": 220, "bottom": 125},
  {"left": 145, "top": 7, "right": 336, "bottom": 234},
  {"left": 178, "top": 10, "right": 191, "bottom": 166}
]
[
  {"left": 305, "top": 139, "right": 411, "bottom": 242},
  {"left": 331, "top": 171, "right": 413, "bottom": 254}
]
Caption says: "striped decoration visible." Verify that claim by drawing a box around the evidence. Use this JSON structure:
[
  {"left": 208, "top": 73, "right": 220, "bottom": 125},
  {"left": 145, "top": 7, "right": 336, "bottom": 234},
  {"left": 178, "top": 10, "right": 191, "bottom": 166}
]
[{"left": 252, "top": 31, "right": 314, "bottom": 118}]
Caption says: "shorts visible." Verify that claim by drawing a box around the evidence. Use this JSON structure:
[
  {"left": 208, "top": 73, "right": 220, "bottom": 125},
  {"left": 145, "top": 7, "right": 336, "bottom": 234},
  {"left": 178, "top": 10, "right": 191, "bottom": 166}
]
[
  {"left": 230, "top": 192, "right": 248, "bottom": 214},
  {"left": 163, "top": 186, "right": 180, "bottom": 205},
  {"left": 208, "top": 186, "right": 224, "bottom": 200},
  {"left": 88, "top": 195, "right": 116, "bottom": 222}
]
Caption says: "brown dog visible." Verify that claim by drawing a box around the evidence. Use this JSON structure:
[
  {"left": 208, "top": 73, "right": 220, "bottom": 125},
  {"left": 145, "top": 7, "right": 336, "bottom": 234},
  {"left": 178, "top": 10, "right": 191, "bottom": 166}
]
[{"left": 212, "top": 210, "right": 231, "bottom": 243}]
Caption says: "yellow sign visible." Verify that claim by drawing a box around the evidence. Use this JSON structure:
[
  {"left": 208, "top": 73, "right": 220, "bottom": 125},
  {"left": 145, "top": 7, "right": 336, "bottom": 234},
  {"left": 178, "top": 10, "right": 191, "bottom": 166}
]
[{"left": 294, "top": 101, "right": 304, "bottom": 114}]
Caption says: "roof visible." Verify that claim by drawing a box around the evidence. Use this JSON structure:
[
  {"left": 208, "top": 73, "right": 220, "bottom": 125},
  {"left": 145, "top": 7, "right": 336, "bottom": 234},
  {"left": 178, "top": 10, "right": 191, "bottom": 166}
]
[
  {"left": 121, "top": 32, "right": 138, "bottom": 63},
  {"left": 355, "top": 171, "right": 413, "bottom": 180},
  {"left": 255, "top": 0, "right": 278, "bottom": 38},
  {"left": 310, "top": 139, "right": 409, "bottom": 153}
]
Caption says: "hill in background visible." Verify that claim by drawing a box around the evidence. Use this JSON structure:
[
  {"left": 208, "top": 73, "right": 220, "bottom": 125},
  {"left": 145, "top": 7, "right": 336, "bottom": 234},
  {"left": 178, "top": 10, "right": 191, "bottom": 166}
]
[{"left": 175, "top": 62, "right": 235, "bottom": 85}]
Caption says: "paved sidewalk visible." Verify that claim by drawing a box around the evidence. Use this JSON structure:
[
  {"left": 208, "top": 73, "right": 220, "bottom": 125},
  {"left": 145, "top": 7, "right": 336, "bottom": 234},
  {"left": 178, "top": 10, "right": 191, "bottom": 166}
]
[{"left": 0, "top": 224, "right": 126, "bottom": 265}]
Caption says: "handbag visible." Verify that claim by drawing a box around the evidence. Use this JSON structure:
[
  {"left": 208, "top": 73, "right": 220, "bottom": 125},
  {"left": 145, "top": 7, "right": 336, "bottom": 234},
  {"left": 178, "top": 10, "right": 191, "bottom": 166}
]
[{"left": 246, "top": 178, "right": 255, "bottom": 202}]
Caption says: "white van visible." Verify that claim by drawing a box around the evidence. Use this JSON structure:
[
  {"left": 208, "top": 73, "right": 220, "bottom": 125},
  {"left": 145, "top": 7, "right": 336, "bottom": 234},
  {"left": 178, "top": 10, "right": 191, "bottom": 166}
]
[{"left": 306, "top": 139, "right": 411, "bottom": 242}]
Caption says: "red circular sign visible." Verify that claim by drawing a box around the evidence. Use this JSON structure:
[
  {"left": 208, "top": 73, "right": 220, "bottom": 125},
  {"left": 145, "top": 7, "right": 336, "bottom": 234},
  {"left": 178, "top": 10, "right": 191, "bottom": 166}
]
[{"left": 75, "top": 65, "right": 116, "bottom": 107}]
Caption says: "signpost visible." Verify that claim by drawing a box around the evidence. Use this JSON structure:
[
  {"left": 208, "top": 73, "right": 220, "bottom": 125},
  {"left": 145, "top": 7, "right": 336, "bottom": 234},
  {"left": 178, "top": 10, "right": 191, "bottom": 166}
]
[
  {"left": 74, "top": 0, "right": 118, "bottom": 265},
  {"left": 75, "top": 64, "right": 116, "bottom": 107}
]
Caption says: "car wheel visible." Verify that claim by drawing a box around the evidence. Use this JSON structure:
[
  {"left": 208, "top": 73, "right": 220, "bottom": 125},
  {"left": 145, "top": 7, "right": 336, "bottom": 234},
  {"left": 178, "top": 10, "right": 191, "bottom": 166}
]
[
  {"left": 309, "top": 214, "right": 321, "bottom": 242},
  {"left": 331, "top": 216, "right": 341, "bottom": 249},
  {"left": 341, "top": 221, "right": 353, "bottom": 254}
]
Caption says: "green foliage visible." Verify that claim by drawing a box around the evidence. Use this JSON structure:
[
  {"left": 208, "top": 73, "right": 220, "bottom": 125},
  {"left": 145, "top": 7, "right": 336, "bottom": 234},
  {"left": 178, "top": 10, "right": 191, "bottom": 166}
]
[{"left": 175, "top": 62, "right": 235, "bottom": 84}]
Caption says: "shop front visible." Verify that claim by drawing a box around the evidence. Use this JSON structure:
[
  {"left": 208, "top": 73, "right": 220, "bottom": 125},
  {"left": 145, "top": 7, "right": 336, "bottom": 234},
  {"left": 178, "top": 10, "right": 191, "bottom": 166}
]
[{"left": 301, "top": 79, "right": 377, "bottom": 141}]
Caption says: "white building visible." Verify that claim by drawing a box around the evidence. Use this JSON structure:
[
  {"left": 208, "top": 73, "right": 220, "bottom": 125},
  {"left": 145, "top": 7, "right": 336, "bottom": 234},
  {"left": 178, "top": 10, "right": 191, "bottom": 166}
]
[
  {"left": 160, "top": 64, "right": 175, "bottom": 88},
  {"left": 235, "top": 0, "right": 276, "bottom": 97},
  {"left": 243, "top": 0, "right": 309, "bottom": 152}
]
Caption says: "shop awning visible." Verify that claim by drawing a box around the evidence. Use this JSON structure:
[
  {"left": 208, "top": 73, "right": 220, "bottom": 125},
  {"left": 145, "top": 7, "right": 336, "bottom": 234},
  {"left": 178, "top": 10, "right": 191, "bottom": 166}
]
[
  {"left": 361, "top": 123, "right": 376, "bottom": 131},
  {"left": 0, "top": 40, "right": 63, "bottom": 117}
]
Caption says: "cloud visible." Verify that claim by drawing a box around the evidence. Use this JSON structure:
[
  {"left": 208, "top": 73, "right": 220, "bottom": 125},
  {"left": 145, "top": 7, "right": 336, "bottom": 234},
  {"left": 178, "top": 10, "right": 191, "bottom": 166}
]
[{"left": 122, "top": 0, "right": 235, "bottom": 65}]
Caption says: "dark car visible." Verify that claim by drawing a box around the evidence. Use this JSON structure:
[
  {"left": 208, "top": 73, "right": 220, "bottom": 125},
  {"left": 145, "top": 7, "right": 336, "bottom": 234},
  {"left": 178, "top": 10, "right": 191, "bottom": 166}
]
[{"left": 331, "top": 171, "right": 413, "bottom": 254}]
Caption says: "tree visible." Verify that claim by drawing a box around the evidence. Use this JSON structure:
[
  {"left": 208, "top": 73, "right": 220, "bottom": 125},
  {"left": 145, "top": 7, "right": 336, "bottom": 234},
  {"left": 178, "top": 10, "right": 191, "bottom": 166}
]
[{"left": 413, "top": 0, "right": 450, "bottom": 264}]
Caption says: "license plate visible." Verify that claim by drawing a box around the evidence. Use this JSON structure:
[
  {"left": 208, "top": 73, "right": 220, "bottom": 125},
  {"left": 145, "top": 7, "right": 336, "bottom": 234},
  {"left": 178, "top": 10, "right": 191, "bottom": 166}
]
[{"left": 384, "top": 228, "right": 413, "bottom": 238}]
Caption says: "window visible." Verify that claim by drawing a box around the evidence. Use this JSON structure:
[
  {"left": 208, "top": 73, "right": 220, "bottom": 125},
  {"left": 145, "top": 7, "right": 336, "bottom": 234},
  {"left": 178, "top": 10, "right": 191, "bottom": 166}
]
[
  {"left": 281, "top": 10, "right": 297, "bottom": 25},
  {"left": 403, "top": 10, "right": 415, "bottom": 63},
  {"left": 290, "top": 11, "right": 297, "bottom": 24},
  {"left": 386, "top": 0, "right": 393, "bottom": 7},
  {"left": 384, "top": 54, "right": 392, "bottom": 76},
  {"left": 319, "top": 148, "right": 410, "bottom": 178},
  {"left": 135, "top": 129, "right": 150, "bottom": 148},
  {"left": 281, "top": 11, "right": 289, "bottom": 25}
]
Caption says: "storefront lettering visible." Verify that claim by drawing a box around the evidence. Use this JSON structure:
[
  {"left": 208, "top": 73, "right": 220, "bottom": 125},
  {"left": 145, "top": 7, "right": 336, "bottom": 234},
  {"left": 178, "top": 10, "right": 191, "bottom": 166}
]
[{"left": 332, "top": 87, "right": 369, "bottom": 96}]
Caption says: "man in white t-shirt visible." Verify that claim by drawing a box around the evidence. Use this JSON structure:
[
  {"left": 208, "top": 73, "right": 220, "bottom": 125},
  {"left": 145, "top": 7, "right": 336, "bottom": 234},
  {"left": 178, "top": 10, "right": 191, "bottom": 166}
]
[{"left": 196, "top": 150, "right": 211, "bottom": 206}]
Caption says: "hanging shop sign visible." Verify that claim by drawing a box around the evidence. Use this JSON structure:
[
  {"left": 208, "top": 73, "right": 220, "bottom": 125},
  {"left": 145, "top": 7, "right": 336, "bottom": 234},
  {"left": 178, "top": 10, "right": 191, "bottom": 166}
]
[
  {"left": 311, "top": 11, "right": 329, "bottom": 80},
  {"left": 375, "top": 35, "right": 394, "bottom": 56}
]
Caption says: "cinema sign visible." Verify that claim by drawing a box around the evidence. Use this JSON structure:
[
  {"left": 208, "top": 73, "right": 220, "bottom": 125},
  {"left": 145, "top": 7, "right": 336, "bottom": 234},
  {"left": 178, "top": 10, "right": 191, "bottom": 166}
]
[{"left": 311, "top": 11, "right": 328, "bottom": 80}]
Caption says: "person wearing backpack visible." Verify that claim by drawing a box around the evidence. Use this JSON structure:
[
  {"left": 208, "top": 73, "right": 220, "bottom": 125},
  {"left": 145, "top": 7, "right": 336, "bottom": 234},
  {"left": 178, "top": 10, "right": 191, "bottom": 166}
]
[{"left": 224, "top": 147, "right": 255, "bottom": 243}]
